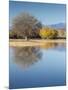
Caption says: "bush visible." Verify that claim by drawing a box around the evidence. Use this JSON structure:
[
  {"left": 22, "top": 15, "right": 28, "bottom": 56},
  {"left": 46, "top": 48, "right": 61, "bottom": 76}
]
[
  {"left": 9, "top": 30, "right": 24, "bottom": 39},
  {"left": 39, "top": 27, "right": 58, "bottom": 39}
]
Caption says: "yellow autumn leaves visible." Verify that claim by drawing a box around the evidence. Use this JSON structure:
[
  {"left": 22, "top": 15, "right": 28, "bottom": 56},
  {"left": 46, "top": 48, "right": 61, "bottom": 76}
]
[{"left": 39, "top": 27, "right": 58, "bottom": 39}]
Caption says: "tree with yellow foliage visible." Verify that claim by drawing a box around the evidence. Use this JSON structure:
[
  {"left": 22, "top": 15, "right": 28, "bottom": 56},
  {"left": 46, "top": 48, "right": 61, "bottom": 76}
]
[{"left": 39, "top": 27, "right": 58, "bottom": 39}]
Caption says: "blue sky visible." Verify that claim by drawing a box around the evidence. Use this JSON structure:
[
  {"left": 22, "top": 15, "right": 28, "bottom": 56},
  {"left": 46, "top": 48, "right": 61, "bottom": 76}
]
[{"left": 9, "top": 1, "right": 66, "bottom": 26}]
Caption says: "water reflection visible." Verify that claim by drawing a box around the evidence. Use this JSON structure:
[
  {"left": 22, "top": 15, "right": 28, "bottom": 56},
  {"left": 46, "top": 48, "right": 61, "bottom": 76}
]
[
  {"left": 11, "top": 42, "right": 66, "bottom": 69},
  {"left": 12, "top": 46, "right": 42, "bottom": 69},
  {"left": 39, "top": 42, "right": 66, "bottom": 51},
  {"left": 10, "top": 42, "right": 66, "bottom": 89}
]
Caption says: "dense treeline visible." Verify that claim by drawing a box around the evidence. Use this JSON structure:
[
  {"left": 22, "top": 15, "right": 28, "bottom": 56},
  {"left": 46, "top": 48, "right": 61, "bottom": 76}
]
[{"left": 9, "top": 12, "right": 66, "bottom": 39}]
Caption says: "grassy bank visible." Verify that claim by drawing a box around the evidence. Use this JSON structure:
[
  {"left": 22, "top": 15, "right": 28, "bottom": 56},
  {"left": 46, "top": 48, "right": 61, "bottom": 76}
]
[{"left": 9, "top": 39, "right": 66, "bottom": 47}]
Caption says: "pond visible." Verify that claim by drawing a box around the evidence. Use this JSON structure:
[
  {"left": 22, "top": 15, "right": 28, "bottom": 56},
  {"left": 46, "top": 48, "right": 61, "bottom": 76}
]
[{"left": 9, "top": 42, "right": 66, "bottom": 89}]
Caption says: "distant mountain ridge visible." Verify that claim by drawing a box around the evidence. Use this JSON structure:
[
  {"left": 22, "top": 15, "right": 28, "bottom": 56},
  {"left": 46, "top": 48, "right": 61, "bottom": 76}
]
[{"left": 48, "top": 23, "right": 66, "bottom": 30}]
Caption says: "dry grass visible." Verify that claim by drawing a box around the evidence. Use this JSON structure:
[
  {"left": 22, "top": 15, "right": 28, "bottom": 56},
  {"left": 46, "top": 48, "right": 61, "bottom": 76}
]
[{"left": 9, "top": 39, "right": 66, "bottom": 47}]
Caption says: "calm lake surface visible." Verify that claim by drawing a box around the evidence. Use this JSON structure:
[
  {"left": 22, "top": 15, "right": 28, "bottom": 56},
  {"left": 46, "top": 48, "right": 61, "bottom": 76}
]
[{"left": 9, "top": 42, "right": 66, "bottom": 89}]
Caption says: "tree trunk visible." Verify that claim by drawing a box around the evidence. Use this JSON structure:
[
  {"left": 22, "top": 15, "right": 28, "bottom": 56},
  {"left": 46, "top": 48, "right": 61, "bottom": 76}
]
[{"left": 25, "top": 36, "right": 28, "bottom": 40}]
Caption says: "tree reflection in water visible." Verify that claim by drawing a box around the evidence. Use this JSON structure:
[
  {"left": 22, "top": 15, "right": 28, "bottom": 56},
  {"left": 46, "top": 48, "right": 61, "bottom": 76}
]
[
  {"left": 12, "top": 42, "right": 65, "bottom": 69},
  {"left": 39, "top": 42, "right": 66, "bottom": 50},
  {"left": 13, "top": 46, "right": 42, "bottom": 69}
]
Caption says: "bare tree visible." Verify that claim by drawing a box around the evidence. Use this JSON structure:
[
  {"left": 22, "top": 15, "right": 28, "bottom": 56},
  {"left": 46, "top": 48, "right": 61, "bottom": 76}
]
[{"left": 12, "top": 12, "right": 42, "bottom": 39}]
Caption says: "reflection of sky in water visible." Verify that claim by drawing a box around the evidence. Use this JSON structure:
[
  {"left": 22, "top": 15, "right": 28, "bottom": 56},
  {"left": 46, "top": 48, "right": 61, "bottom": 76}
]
[{"left": 9, "top": 42, "right": 66, "bottom": 89}]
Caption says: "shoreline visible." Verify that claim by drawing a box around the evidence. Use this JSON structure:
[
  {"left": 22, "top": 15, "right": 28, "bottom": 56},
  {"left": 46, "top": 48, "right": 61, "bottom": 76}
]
[{"left": 9, "top": 39, "right": 66, "bottom": 47}]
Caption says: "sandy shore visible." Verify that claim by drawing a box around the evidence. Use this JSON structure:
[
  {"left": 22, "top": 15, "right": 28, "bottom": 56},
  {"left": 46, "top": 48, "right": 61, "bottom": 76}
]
[{"left": 9, "top": 39, "right": 66, "bottom": 47}]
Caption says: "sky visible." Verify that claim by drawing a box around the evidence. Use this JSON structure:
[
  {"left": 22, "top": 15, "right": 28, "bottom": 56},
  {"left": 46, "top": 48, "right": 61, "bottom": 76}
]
[{"left": 9, "top": 1, "right": 66, "bottom": 26}]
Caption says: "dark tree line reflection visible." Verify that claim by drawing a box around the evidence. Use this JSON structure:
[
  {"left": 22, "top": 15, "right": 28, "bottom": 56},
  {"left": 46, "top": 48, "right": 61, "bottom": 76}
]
[
  {"left": 12, "top": 46, "right": 42, "bottom": 69},
  {"left": 11, "top": 42, "right": 66, "bottom": 69}
]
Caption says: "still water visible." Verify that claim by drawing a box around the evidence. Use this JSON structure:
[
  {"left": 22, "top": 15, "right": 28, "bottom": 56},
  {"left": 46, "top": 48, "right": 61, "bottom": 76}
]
[{"left": 9, "top": 42, "right": 66, "bottom": 89}]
